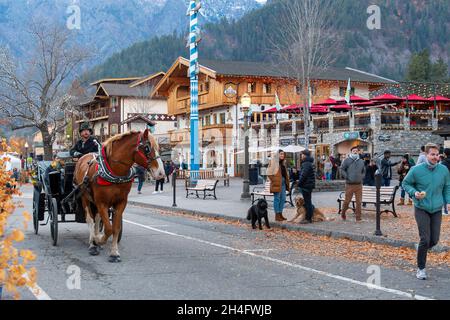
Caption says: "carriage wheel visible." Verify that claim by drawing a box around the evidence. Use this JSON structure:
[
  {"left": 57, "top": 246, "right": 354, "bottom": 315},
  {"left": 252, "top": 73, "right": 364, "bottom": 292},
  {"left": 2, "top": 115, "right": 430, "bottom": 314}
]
[
  {"left": 50, "top": 198, "right": 59, "bottom": 246},
  {"left": 32, "top": 191, "right": 40, "bottom": 235}
]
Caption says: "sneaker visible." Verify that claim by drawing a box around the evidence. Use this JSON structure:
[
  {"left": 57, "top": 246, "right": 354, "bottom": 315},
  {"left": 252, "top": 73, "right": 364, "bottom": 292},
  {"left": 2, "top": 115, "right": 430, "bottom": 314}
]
[
  {"left": 138, "top": 191, "right": 142, "bottom": 195},
  {"left": 416, "top": 268, "right": 427, "bottom": 280},
  {"left": 152, "top": 191, "right": 159, "bottom": 195},
  {"left": 299, "top": 219, "right": 312, "bottom": 224},
  {"left": 159, "top": 190, "right": 164, "bottom": 193}
]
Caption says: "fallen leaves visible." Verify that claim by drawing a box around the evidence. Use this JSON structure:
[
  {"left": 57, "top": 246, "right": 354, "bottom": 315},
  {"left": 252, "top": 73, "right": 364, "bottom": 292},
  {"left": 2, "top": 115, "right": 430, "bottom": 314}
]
[{"left": 1, "top": 139, "right": 37, "bottom": 300}]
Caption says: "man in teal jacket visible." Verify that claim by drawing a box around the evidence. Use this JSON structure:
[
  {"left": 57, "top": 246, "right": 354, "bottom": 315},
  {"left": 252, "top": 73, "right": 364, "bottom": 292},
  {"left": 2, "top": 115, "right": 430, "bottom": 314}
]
[{"left": 402, "top": 143, "right": 450, "bottom": 280}]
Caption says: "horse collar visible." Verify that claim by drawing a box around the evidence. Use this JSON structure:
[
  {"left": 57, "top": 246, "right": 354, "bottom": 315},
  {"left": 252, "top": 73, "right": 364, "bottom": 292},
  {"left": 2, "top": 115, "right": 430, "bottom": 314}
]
[{"left": 97, "top": 146, "right": 135, "bottom": 184}]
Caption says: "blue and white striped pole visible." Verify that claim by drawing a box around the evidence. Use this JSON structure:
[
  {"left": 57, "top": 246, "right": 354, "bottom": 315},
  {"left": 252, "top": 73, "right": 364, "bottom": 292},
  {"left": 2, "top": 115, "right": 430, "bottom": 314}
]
[{"left": 188, "top": 0, "right": 200, "bottom": 173}]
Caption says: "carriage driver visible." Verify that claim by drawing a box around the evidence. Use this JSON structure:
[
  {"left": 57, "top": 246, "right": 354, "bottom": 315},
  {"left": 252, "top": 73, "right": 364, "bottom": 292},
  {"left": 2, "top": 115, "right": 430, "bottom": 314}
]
[{"left": 70, "top": 122, "right": 100, "bottom": 158}]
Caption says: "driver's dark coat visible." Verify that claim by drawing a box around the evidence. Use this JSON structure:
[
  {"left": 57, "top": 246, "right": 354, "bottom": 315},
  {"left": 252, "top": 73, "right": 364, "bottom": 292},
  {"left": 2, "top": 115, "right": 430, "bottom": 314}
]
[{"left": 70, "top": 137, "right": 99, "bottom": 157}]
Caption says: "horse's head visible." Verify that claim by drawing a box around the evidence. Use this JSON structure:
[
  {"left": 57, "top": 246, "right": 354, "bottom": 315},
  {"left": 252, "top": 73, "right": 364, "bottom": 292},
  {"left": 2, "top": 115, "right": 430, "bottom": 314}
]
[{"left": 134, "top": 129, "right": 165, "bottom": 180}]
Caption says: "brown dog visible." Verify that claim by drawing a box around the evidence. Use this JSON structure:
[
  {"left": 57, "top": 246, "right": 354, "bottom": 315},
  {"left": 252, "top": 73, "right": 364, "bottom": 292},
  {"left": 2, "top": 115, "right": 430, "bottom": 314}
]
[{"left": 289, "top": 196, "right": 326, "bottom": 223}]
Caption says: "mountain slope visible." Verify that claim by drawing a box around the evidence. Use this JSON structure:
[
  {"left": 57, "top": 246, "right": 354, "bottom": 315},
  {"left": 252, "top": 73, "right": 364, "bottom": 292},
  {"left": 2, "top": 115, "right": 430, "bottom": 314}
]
[{"left": 84, "top": 0, "right": 450, "bottom": 82}]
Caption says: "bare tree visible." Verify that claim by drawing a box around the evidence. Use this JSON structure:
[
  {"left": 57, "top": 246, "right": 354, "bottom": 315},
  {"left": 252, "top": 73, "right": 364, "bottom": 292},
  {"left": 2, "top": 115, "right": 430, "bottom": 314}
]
[
  {"left": 271, "top": 0, "right": 342, "bottom": 149},
  {"left": 0, "top": 21, "right": 90, "bottom": 160}
]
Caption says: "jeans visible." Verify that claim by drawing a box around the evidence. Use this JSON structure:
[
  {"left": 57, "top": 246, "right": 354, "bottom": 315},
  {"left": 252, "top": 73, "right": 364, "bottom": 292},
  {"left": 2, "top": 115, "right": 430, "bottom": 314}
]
[
  {"left": 325, "top": 171, "right": 331, "bottom": 180},
  {"left": 155, "top": 179, "right": 165, "bottom": 191},
  {"left": 382, "top": 177, "right": 391, "bottom": 187},
  {"left": 273, "top": 177, "right": 286, "bottom": 214},
  {"left": 301, "top": 188, "right": 314, "bottom": 221},
  {"left": 137, "top": 178, "right": 144, "bottom": 192},
  {"left": 415, "top": 208, "right": 442, "bottom": 269}
]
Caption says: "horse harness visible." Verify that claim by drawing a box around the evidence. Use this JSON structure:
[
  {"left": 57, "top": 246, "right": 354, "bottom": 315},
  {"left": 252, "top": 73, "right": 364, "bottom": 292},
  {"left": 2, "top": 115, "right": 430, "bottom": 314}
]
[{"left": 77, "top": 132, "right": 159, "bottom": 199}]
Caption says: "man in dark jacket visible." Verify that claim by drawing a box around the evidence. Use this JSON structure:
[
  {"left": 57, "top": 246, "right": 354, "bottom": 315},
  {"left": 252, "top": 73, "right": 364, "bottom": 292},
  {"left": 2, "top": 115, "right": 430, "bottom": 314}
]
[
  {"left": 298, "top": 150, "right": 316, "bottom": 224},
  {"left": 340, "top": 146, "right": 366, "bottom": 221},
  {"left": 380, "top": 150, "right": 401, "bottom": 186},
  {"left": 70, "top": 122, "right": 100, "bottom": 158}
]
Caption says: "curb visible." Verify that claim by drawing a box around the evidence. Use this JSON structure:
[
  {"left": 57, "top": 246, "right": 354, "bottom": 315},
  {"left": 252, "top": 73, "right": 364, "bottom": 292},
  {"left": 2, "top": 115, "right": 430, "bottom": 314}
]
[{"left": 128, "top": 201, "right": 450, "bottom": 253}]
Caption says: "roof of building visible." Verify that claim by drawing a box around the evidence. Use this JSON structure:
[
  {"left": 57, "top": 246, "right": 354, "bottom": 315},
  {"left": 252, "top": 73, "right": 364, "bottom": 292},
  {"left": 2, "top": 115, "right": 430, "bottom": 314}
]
[
  {"left": 198, "top": 59, "right": 398, "bottom": 84},
  {"left": 97, "top": 83, "right": 154, "bottom": 98}
]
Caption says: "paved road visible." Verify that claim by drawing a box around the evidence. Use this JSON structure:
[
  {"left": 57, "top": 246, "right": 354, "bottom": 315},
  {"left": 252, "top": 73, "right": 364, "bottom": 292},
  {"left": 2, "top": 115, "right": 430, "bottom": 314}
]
[{"left": 4, "top": 190, "right": 449, "bottom": 300}]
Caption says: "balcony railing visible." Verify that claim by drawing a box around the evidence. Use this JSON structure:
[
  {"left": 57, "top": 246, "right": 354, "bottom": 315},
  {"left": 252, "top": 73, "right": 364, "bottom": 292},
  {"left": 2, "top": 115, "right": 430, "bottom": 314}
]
[{"left": 75, "top": 108, "right": 109, "bottom": 122}]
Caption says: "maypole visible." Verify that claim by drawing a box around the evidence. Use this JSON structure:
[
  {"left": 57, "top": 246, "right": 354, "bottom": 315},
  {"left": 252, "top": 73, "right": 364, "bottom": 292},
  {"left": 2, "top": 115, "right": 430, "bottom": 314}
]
[{"left": 188, "top": 0, "right": 201, "bottom": 172}]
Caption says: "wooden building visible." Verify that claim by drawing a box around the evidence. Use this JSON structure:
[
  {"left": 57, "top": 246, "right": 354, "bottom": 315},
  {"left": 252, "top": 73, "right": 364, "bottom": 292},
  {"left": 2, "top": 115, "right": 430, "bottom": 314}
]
[{"left": 152, "top": 57, "right": 396, "bottom": 176}]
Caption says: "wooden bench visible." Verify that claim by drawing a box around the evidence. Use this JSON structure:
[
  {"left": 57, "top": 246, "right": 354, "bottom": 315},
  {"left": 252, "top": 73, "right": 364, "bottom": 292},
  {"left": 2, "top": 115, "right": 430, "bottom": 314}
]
[
  {"left": 184, "top": 169, "right": 230, "bottom": 187},
  {"left": 337, "top": 185, "right": 399, "bottom": 217},
  {"left": 186, "top": 179, "right": 219, "bottom": 200},
  {"left": 251, "top": 180, "right": 294, "bottom": 207}
]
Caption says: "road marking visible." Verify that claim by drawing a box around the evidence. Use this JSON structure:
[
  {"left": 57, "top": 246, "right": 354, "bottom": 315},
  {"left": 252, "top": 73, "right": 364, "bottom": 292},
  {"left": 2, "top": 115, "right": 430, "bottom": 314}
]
[
  {"left": 124, "top": 219, "right": 434, "bottom": 300},
  {"left": 243, "top": 249, "right": 277, "bottom": 253},
  {"left": 24, "top": 273, "right": 52, "bottom": 300}
]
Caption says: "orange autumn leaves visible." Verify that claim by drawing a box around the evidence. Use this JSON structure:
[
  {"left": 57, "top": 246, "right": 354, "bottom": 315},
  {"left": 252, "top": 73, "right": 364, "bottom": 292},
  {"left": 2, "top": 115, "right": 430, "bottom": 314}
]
[{"left": 0, "top": 139, "right": 37, "bottom": 300}]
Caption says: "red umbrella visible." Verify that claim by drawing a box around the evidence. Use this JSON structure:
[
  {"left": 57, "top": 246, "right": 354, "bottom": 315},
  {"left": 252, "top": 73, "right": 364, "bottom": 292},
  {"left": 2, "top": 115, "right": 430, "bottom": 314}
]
[
  {"left": 310, "top": 105, "right": 329, "bottom": 113},
  {"left": 282, "top": 104, "right": 304, "bottom": 112},
  {"left": 427, "top": 95, "right": 450, "bottom": 103},
  {"left": 405, "top": 94, "right": 428, "bottom": 102},
  {"left": 262, "top": 107, "right": 278, "bottom": 113},
  {"left": 372, "top": 94, "right": 403, "bottom": 101},
  {"left": 315, "top": 98, "right": 344, "bottom": 106},
  {"left": 349, "top": 95, "right": 370, "bottom": 102},
  {"left": 330, "top": 104, "right": 352, "bottom": 110}
]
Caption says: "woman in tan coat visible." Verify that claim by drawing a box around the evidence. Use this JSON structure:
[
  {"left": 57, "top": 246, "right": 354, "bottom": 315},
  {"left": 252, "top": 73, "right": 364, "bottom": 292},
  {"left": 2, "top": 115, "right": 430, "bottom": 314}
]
[{"left": 267, "top": 150, "right": 290, "bottom": 221}]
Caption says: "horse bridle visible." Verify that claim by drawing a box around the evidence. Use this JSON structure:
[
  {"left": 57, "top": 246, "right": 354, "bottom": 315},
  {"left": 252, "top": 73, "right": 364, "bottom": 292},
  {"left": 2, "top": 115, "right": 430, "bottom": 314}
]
[{"left": 135, "top": 132, "right": 160, "bottom": 169}]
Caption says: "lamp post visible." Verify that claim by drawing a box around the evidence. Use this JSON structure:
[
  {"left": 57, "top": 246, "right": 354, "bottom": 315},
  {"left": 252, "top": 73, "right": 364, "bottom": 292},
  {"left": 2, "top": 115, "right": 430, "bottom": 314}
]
[
  {"left": 24, "top": 142, "right": 29, "bottom": 170},
  {"left": 241, "top": 93, "right": 251, "bottom": 199}
]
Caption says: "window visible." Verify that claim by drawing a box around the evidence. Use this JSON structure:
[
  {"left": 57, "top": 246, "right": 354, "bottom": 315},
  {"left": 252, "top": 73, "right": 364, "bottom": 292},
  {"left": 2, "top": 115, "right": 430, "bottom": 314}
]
[
  {"left": 205, "top": 115, "right": 211, "bottom": 126},
  {"left": 199, "top": 83, "right": 204, "bottom": 92},
  {"left": 205, "top": 81, "right": 210, "bottom": 92},
  {"left": 111, "top": 97, "right": 119, "bottom": 108},
  {"left": 110, "top": 124, "right": 118, "bottom": 135},
  {"left": 248, "top": 82, "right": 256, "bottom": 93},
  {"left": 296, "top": 85, "right": 303, "bottom": 95},
  {"left": 263, "top": 83, "right": 272, "bottom": 94},
  {"left": 220, "top": 113, "right": 226, "bottom": 124},
  {"left": 339, "top": 87, "right": 355, "bottom": 97}
]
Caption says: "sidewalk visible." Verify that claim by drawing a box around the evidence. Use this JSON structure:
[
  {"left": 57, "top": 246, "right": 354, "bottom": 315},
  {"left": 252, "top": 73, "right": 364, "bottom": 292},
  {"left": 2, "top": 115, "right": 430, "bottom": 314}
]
[{"left": 128, "top": 178, "right": 450, "bottom": 252}]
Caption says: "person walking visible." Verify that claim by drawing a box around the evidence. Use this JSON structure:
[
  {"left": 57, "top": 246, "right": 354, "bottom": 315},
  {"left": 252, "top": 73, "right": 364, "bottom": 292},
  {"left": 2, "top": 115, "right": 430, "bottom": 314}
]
[
  {"left": 298, "top": 150, "right": 316, "bottom": 224},
  {"left": 164, "top": 161, "right": 171, "bottom": 183},
  {"left": 135, "top": 164, "right": 146, "bottom": 195},
  {"left": 267, "top": 150, "right": 290, "bottom": 222},
  {"left": 397, "top": 154, "right": 414, "bottom": 206},
  {"left": 339, "top": 146, "right": 366, "bottom": 221},
  {"left": 441, "top": 148, "right": 450, "bottom": 215},
  {"left": 324, "top": 157, "right": 333, "bottom": 181},
  {"left": 402, "top": 143, "right": 450, "bottom": 280},
  {"left": 380, "top": 150, "right": 401, "bottom": 187},
  {"left": 363, "top": 158, "right": 378, "bottom": 186},
  {"left": 417, "top": 146, "right": 427, "bottom": 165}
]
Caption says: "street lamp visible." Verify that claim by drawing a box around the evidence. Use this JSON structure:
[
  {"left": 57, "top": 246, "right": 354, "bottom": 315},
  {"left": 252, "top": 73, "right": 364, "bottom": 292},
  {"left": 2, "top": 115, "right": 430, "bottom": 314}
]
[{"left": 241, "top": 93, "right": 251, "bottom": 199}]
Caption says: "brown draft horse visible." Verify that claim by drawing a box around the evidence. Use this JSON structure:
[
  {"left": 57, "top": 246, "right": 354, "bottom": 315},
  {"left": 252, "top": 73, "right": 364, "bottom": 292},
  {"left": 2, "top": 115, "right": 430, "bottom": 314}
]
[{"left": 74, "top": 129, "right": 165, "bottom": 262}]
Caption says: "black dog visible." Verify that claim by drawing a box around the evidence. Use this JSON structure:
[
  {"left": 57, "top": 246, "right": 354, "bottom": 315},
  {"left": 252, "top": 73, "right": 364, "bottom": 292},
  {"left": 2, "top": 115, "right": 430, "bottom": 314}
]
[{"left": 247, "top": 199, "right": 270, "bottom": 230}]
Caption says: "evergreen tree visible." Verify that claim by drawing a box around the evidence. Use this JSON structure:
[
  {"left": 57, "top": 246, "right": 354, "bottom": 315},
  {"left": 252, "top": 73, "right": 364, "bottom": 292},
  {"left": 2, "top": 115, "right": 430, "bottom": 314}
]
[
  {"left": 406, "top": 49, "right": 431, "bottom": 81},
  {"left": 430, "top": 57, "right": 449, "bottom": 82}
]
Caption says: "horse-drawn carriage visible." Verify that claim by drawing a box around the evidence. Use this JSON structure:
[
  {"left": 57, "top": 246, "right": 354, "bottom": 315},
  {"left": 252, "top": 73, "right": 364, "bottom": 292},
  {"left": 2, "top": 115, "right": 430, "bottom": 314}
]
[
  {"left": 32, "top": 152, "right": 121, "bottom": 246},
  {"left": 31, "top": 129, "right": 165, "bottom": 262}
]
